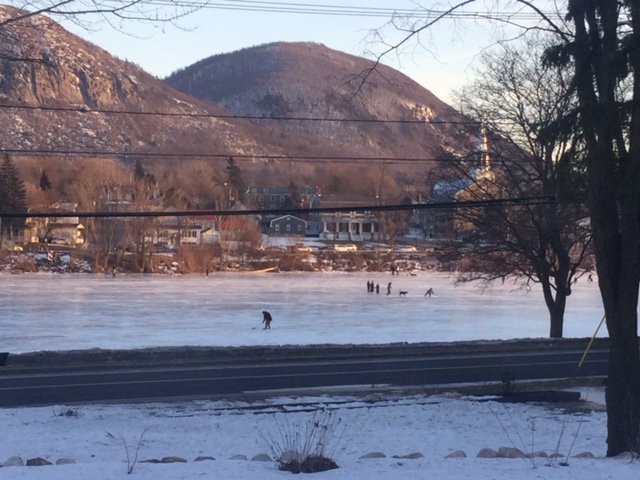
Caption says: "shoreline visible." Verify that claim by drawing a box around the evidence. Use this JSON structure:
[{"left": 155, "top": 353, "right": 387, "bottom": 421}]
[{"left": 0, "top": 250, "right": 441, "bottom": 275}]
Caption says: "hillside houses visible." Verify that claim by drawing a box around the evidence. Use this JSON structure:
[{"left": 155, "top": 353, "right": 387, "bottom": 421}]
[
  {"left": 252, "top": 188, "right": 384, "bottom": 242},
  {"left": 25, "top": 202, "right": 85, "bottom": 246},
  {"left": 245, "top": 185, "right": 316, "bottom": 210},
  {"left": 314, "top": 194, "right": 383, "bottom": 242},
  {"left": 149, "top": 214, "right": 220, "bottom": 248},
  {"left": 6, "top": 185, "right": 392, "bottom": 253},
  {"left": 269, "top": 215, "right": 307, "bottom": 236}
]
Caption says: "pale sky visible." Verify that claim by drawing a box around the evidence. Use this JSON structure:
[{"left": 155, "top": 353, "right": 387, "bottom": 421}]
[{"left": 46, "top": 0, "right": 552, "bottom": 104}]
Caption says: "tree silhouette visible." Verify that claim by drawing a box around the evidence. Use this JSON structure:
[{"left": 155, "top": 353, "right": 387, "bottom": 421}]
[
  {"left": 39, "top": 169, "right": 51, "bottom": 191},
  {"left": 225, "top": 157, "right": 246, "bottom": 205},
  {"left": 284, "top": 180, "right": 302, "bottom": 209},
  {"left": 0, "top": 155, "right": 27, "bottom": 236},
  {"left": 133, "top": 159, "right": 146, "bottom": 182},
  {"left": 446, "top": 38, "right": 591, "bottom": 339}
]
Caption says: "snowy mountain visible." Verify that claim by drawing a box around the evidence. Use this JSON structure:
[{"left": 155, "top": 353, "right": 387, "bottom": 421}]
[
  {"left": 166, "top": 41, "right": 475, "bottom": 161},
  {"left": 0, "top": 5, "right": 280, "bottom": 158},
  {"left": 0, "top": 7, "right": 477, "bottom": 202}
]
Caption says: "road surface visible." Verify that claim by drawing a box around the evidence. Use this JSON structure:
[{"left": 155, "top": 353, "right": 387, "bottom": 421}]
[{"left": 0, "top": 340, "right": 608, "bottom": 406}]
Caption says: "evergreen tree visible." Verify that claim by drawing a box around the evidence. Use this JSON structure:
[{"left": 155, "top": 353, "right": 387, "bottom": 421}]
[
  {"left": 132, "top": 159, "right": 156, "bottom": 199},
  {"left": 39, "top": 170, "right": 51, "bottom": 191},
  {"left": 225, "top": 157, "right": 246, "bottom": 204},
  {"left": 133, "top": 159, "right": 146, "bottom": 181},
  {"left": 284, "top": 180, "right": 302, "bottom": 209},
  {"left": 0, "top": 155, "right": 27, "bottom": 235}
]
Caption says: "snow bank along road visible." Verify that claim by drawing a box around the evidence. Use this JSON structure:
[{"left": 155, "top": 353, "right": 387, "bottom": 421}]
[
  {"left": 0, "top": 339, "right": 608, "bottom": 406},
  {"left": 0, "top": 391, "right": 626, "bottom": 480}
]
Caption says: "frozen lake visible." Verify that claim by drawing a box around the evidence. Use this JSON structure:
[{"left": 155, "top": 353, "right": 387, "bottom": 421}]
[{"left": 0, "top": 272, "right": 605, "bottom": 353}]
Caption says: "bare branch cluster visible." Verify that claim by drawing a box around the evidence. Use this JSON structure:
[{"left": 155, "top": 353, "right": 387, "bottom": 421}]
[
  {"left": 427, "top": 35, "right": 592, "bottom": 337},
  {"left": 259, "top": 410, "right": 343, "bottom": 473},
  {"left": 0, "top": 0, "right": 201, "bottom": 31}
]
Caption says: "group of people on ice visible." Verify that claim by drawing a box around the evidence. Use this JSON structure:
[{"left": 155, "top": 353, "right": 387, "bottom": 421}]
[
  {"left": 366, "top": 280, "right": 435, "bottom": 297},
  {"left": 261, "top": 273, "right": 436, "bottom": 331},
  {"left": 366, "top": 281, "right": 380, "bottom": 294}
]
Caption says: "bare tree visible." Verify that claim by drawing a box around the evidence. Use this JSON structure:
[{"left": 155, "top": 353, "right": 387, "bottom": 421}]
[
  {"left": 0, "top": 1, "right": 200, "bottom": 30},
  {"left": 68, "top": 158, "right": 129, "bottom": 271},
  {"left": 442, "top": 38, "right": 592, "bottom": 338},
  {"left": 126, "top": 214, "right": 155, "bottom": 272},
  {"left": 379, "top": 204, "right": 411, "bottom": 250},
  {"left": 125, "top": 169, "right": 161, "bottom": 272},
  {"left": 372, "top": 0, "right": 640, "bottom": 457}
]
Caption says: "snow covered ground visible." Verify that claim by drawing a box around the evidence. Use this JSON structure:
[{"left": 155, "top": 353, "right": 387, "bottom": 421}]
[
  {"left": 0, "top": 388, "right": 634, "bottom": 480},
  {"left": 0, "top": 272, "right": 605, "bottom": 353}
]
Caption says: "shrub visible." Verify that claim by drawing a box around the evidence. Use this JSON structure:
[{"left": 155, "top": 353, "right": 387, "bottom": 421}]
[{"left": 261, "top": 410, "right": 342, "bottom": 474}]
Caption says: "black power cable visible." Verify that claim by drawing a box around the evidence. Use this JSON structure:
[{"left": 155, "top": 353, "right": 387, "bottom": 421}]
[
  {"left": 0, "top": 103, "right": 496, "bottom": 125},
  {"left": 3, "top": 195, "right": 555, "bottom": 219}
]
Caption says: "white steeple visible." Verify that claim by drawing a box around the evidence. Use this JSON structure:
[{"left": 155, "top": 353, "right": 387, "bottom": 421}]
[
  {"left": 477, "top": 126, "right": 491, "bottom": 169},
  {"left": 470, "top": 125, "right": 494, "bottom": 182}
]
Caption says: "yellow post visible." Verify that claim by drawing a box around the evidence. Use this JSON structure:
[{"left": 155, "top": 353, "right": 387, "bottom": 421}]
[{"left": 578, "top": 313, "right": 606, "bottom": 369}]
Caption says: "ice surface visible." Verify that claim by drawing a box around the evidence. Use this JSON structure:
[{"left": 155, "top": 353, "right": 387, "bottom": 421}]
[{"left": 0, "top": 272, "right": 605, "bottom": 353}]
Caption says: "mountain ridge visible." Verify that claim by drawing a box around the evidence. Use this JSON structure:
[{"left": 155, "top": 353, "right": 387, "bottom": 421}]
[
  {"left": 165, "top": 41, "right": 473, "bottom": 161},
  {"left": 0, "top": 7, "right": 476, "bottom": 204},
  {"left": 0, "top": 4, "right": 282, "bottom": 158}
]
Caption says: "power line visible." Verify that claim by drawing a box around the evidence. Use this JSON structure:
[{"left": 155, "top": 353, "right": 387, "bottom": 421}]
[
  {"left": 126, "top": 0, "right": 562, "bottom": 20},
  {"left": 151, "top": 1, "right": 422, "bottom": 17},
  {"left": 34, "top": 0, "right": 563, "bottom": 19},
  {"left": 0, "top": 147, "right": 525, "bottom": 166},
  {"left": 0, "top": 147, "right": 469, "bottom": 164},
  {"left": 5, "top": 196, "right": 555, "bottom": 219},
  {"left": 0, "top": 103, "right": 486, "bottom": 125}
]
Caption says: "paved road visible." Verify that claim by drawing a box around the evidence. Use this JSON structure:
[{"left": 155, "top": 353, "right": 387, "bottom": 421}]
[{"left": 0, "top": 343, "right": 608, "bottom": 406}]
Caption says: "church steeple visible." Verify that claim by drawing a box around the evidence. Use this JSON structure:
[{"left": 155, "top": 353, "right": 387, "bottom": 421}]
[
  {"left": 470, "top": 126, "right": 494, "bottom": 182},
  {"left": 477, "top": 126, "right": 491, "bottom": 169}
]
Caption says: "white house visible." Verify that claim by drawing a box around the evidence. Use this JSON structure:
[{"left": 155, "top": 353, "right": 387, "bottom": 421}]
[{"left": 319, "top": 211, "right": 382, "bottom": 242}]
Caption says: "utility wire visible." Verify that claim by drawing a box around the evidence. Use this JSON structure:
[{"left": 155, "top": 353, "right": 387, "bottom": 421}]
[
  {"left": 5, "top": 196, "right": 555, "bottom": 219},
  {"left": 0, "top": 147, "right": 480, "bottom": 164},
  {"left": 0, "top": 103, "right": 491, "bottom": 125},
  {"left": 116, "top": 0, "right": 562, "bottom": 20}
]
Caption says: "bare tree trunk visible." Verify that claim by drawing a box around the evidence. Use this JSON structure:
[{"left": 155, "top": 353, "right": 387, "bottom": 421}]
[
  {"left": 548, "top": 310, "right": 563, "bottom": 339},
  {"left": 595, "top": 183, "right": 640, "bottom": 454},
  {"left": 547, "top": 297, "right": 566, "bottom": 339},
  {"left": 540, "top": 278, "right": 567, "bottom": 338},
  {"left": 604, "top": 298, "right": 640, "bottom": 454},
  {"left": 566, "top": 0, "right": 640, "bottom": 455}
]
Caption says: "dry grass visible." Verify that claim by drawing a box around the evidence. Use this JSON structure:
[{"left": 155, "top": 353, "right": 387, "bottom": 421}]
[{"left": 260, "top": 410, "right": 343, "bottom": 474}]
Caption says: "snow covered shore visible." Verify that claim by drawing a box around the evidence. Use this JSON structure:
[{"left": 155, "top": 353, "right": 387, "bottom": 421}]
[{"left": 0, "top": 389, "right": 633, "bottom": 480}]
